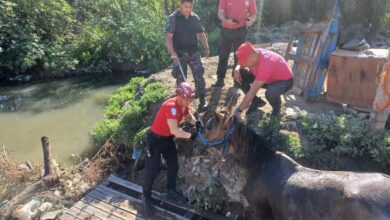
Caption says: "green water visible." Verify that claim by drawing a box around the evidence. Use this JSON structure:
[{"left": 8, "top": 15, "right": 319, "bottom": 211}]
[{"left": 0, "top": 75, "right": 131, "bottom": 165}]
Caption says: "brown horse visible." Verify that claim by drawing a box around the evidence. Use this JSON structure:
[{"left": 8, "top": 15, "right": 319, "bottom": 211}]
[{"left": 203, "top": 111, "right": 390, "bottom": 220}]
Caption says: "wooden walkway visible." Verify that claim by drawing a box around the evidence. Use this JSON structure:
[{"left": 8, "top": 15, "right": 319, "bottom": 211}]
[{"left": 59, "top": 175, "right": 230, "bottom": 220}]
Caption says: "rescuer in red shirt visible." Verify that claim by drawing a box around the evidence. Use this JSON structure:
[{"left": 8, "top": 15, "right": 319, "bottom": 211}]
[
  {"left": 233, "top": 42, "right": 293, "bottom": 117},
  {"left": 143, "top": 82, "right": 201, "bottom": 216}
]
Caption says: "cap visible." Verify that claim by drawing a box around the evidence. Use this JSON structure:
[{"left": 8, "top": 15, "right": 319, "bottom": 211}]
[{"left": 236, "top": 42, "right": 255, "bottom": 66}]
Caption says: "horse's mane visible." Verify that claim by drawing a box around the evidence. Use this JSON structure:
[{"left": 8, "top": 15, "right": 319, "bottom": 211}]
[{"left": 234, "top": 120, "right": 276, "bottom": 170}]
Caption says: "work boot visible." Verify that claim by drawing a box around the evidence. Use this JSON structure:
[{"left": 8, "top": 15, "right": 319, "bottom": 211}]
[
  {"left": 198, "top": 96, "right": 208, "bottom": 112},
  {"left": 212, "top": 78, "right": 225, "bottom": 87},
  {"left": 166, "top": 189, "right": 186, "bottom": 203},
  {"left": 246, "top": 97, "right": 267, "bottom": 115},
  {"left": 143, "top": 196, "right": 156, "bottom": 217}
]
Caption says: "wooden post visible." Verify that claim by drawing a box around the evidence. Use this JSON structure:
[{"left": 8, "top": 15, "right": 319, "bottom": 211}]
[
  {"left": 41, "top": 136, "right": 53, "bottom": 177},
  {"left": 370, "top": 48, "right": 390, "bottom": 131}
]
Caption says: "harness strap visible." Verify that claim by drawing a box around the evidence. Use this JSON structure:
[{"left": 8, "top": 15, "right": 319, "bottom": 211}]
[{"left": 197, "top": 116, "right": 237, "bottom": 154}]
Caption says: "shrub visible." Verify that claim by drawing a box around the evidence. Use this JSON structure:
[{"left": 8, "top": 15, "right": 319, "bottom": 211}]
[
  {"left": 300, "top": 112, "right": 390, "bottom": 165},
  {"left": 91, "top": 77, "right": 169, "bottom": 149},
  {"left": 257, "top": 114, "right": 304, "bottom": 159},
  {"left": 90, "top": 119, "right": 119, "bottom": 147}
]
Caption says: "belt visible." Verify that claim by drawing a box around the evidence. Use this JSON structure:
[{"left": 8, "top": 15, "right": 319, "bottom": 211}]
[{"left": 150, "top": 132, "right": 173, "bottom": 140}]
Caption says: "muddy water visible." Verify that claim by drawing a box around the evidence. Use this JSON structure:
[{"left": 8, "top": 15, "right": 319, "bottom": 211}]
[{"left": 0, "top": 75, "right": 131, "bottom": 165}]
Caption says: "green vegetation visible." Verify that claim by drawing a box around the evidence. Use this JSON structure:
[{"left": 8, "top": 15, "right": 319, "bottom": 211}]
[
  {"left": 90, "top": 77, "right": 169, "bottom": 149},
  {"left": 190, "top": 177, "right": 228, "bottom": 211},
  {"left": 300, "top": 112, "right": 390, "bottom": 165},
  {"left": 0, "top": 0, "right": 170, "bottom": 76},
  {"left": 1, "top": 0, "right": 389, "bottom": 76},
  {"left": 257, "top": 114, "right": 304, "bottom": 159}
]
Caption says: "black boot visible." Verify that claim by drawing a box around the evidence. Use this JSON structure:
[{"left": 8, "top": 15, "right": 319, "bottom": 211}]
[
  {"left": 198, "top": 96, "right": 208, "bottom": 112},
  {"left": 166, "top": 189, "right": 186, "bottom": 203},
  {"left": 143, "top": 196, "right": 156, "bottom": 217},
  {"left": 212, "top": 78, "right": 225, "bottom": 87}
]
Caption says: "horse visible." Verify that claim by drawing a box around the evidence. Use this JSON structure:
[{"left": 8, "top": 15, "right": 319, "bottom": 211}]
[{"left": 202, "top": 111, "right": 390, "bottom": 220}]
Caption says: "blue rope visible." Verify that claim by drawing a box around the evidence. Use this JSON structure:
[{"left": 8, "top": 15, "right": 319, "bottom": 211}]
[{"left": 196, "top": 118, "right": 237, "bottom": 154}]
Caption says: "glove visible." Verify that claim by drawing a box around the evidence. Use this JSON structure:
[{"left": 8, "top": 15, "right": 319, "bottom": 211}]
[
  {"left": 195, "top": 120, "right": 204, "bottom": 131},
  {"left": 189, "top": 131, "right": 197, "bottom": 141}
]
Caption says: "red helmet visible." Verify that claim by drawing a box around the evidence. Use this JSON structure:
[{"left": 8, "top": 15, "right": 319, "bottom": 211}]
[{"left": 176, "top": 82, "right": 195, "bottom": 98}]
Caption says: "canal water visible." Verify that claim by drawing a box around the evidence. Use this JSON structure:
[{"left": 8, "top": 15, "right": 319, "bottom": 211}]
[{"left": 0, "top": 74, "right": 132, "bottom": 165}]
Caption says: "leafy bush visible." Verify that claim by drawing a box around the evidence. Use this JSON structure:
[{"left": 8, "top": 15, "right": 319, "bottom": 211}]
[
  {"left": 113, "top": 104, "right": 144, "bottom": 147},
  {"left": 257, "top": 114, "right": 304, "bottom": 159},
  {"left": 72, "top": 0, "right": 170, "bottom": 71},
  {"left": 90, "top": 119, "right": 119, "bottom": 147},
  {"left": 300, "top": 112, "right": 390, "bottom": 165},
  {"left": 91, "top": 77, "right": 169, "bottom": 149},
  {"left": 132, "top": 127, "right": 151, "bottom": 152},
  {"left": 0, "top": 0, "right": 76, "bottom": 74}
]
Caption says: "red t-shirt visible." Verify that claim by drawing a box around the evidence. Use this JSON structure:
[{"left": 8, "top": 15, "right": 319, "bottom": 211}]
[
  {"left": 218, "top": 0, "right": 256, "bottom": 29},
  {"left": 250, "top": 49, "right": 293, "bottom": 84},
  {"left": 150, "top": 97, "right": 189, "bottom": 137}
]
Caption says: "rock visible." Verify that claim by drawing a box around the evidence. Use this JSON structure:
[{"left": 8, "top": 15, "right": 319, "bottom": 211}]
[
  {"left": 0, "top": 200, "right": 7, "bottom": 208},
  {"left": 12, "top": 199, "right": 41, "bottom": 220},
  {"left": 38, "top": 202, "right": 53, "bottom": 212},
  {"left": 40, "top": 209, "right": 64, "bottom": 220},
  {"left": 54, "top": 190, "right": 63, "bottom": 197},
  {"left": 285, "top": 107, "right": 301, "bottom": 117}
]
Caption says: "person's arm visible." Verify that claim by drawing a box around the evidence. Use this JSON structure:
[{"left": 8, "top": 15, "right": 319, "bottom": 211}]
[
  {"left": 233, "top": 65, "right": 243, "bottom": 84},
  {"left": 167, "top": 119, "right": 192, "bottom": 139},
  {"left": 197, "top": 32, "right": 209, "bottom": 58},
  {"left": 237, "top": 80, "right": 264, "bottom": 112},
  {"left": 246, "top": 0, "right": 257, "bottom": 27},
  {"left": 166, "top": 32, "right": 179, "bottom": 64}
]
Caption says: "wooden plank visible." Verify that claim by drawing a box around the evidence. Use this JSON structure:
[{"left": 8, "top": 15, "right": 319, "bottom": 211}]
[
  {"left": 58, "top": 213, "right": 80, "bottom": 220},
  {"left": 105, "top": 175, "right": 231, "bottom": 220},
  {"left": 295, "top": 23, "right": 328, "bottom": 33},
  {"left": 94, "top": 185, "right": 184, "bottom": 220},
  {"left": 107, "top": 175, "right": 144, "bottom": 195},
  {"left": 285, "top": 53, "right": 314, "bottom": 64},
  {"left": 326, "top": 54, "right": 387, "bottom": 107},
  {"left": 73, "top": 200, "right": 124, "bottom": 220},
  {"left": 65, "top": 206, "right": 100, "bottom": 220},
  {"left": 86, "top": 189, "right": 144, "bottom": 219},
  {"left": 82, "top": 194, "right": 141, "bottom": 220}
]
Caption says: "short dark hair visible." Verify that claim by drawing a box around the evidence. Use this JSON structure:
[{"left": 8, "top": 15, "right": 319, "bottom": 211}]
[{"left": 181, "top": 0, "right": 193, "bottom": 3}]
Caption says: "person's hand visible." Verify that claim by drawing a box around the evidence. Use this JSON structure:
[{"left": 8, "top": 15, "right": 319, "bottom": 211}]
[
  {"left": 233, "top": 69, "right": 242, "bottom": 84},
  {"left": 224, "top": 18, "right": 236, "bottom": 25},
  {"left": 171, "top": 55, "right": 179, "bottom": 65},
  {"left": 195, "top": 120, "right": 203, "bottom": 131},
  {"left": 234, "top": 107, "right": 242, "bottom": 118},
  {"left": 189, "top": 131, "right": 198, "bottom": 141},
  {"left": 246, "top": 17, "right": 255, "bottom": 27}
]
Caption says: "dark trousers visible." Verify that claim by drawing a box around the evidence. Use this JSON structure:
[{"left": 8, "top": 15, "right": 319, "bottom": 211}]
[
  {"left": 143, "top": 132, "right": 178, "bottom": 199},
  {"left": 237, "top": 69, "right": 293, "bottom": 116},
  {"left": 216, "top": 26, "right": 247, "bottom": 79},
  {"left": 172, "top": 50, "right": 206, "bottom": 97}
]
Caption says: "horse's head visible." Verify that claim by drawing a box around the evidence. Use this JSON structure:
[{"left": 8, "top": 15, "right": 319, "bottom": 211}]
[{"left": 201, "top": 109, "right": 240, "bottom": 154}]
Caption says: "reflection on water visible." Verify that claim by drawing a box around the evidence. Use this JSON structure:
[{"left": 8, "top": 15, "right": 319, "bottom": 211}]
[{"left": 0, "top": 74, "right": 131, "bottom": 165}]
